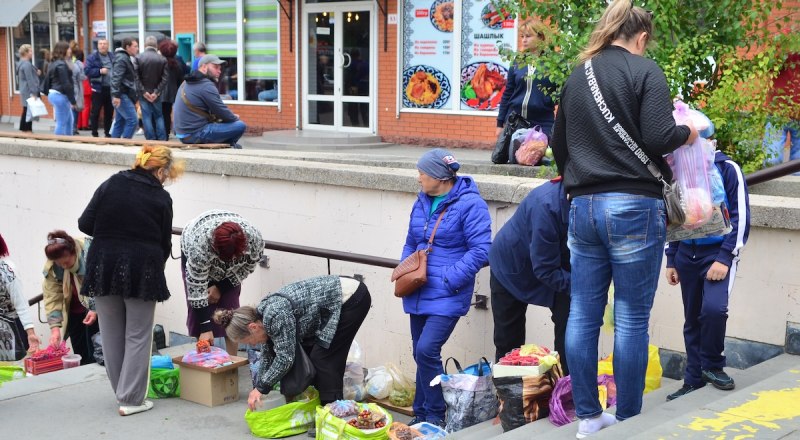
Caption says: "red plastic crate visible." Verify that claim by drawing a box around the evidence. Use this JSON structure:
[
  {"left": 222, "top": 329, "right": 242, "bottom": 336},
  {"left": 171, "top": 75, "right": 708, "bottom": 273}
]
[{"left": 24, "top": 357, "right": 64, "bottom": 375}]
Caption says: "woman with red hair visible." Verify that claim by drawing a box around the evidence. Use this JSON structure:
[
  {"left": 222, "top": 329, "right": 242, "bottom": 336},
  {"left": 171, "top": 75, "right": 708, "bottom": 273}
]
[
  {"left": 0, "top": 233, "right": 41, "bottom": 361},
  {"left": 181, "top": 210, "right": 264, "bottom": 354}
]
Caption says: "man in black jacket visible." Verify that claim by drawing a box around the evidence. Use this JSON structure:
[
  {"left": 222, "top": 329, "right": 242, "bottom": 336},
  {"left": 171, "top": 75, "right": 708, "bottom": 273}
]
[
  {"left": 84, "top": 39, "right": 115, "bottom": 137},
  {"left": 110, "top": 37, "right": 140, "bottom": 139},
  {"left": 137, "top": 36, "right": 169, "bottom": 140}
]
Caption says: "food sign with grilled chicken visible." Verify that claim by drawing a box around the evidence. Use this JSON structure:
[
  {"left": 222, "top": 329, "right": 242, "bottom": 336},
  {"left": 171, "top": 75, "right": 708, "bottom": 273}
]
[{"left": 459, "top": 0, "right": 515, "bottom": 111}]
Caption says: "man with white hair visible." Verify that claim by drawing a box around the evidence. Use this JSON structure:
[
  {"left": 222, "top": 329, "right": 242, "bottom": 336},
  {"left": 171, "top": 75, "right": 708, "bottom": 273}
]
[
  {"left": 137, "top": 35, "right": 169, "bottom": 140},
  {"left": 191, "top": 42, "right": 207, "bottom": 71},
  {"left": 174, "top": 54, "right": 246, "bottom": 148}
]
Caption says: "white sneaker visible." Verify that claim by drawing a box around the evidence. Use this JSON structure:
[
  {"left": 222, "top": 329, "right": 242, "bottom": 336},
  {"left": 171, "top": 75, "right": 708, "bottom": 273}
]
[
  {"left": 576, "top": 412, "right": 617, "bottom": 438},
  {"left": 136, "top": 128, "right": 144, "bottom": 136},
  {"left": 119, "top": 399, "right": 154, "bottom": 416}
]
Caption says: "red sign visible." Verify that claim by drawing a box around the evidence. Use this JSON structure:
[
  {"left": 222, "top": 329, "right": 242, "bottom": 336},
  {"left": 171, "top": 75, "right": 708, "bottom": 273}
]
[
  {"left": 415, "top": 9, "right": 429, "bottom": 18},
  {"left": 501, "top": 20, "right": 514, "bottom": 29}
]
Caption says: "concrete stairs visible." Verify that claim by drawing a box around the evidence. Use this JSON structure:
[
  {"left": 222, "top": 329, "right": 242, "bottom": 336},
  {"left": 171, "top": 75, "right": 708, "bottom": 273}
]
[{"left": 446, "top": 353, "right": 800, "bottom": 439}]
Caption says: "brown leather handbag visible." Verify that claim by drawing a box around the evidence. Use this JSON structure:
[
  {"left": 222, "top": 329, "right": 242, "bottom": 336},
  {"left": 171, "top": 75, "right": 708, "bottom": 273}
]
[{"left": 391, "top": 209, "right": 447, "bottom": 297}]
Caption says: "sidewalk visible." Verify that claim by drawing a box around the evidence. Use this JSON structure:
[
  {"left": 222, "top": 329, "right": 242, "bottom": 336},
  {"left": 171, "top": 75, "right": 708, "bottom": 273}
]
[{"left": 0, "top": 344, "right": 412, "bottom": 440}]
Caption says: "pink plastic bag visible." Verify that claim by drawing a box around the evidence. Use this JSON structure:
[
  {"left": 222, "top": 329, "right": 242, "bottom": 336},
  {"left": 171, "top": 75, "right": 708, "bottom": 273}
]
[
  {"left": 549, "top": 374, "right": 617, "bottom": 427},
  {"left": 181, "top": 346, "right": 232, "bottom": 368},
  {"left": 666, "top": 138, "right": 716, "bottom": 228},
  {"left": 514, "top": 126, "right": 549, "bottom": 166}
]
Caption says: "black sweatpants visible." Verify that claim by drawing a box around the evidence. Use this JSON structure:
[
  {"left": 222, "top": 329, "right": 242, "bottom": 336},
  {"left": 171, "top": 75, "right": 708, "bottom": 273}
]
[
  {"left": 490, "top": 272, "right": 570, "bottom": 375},
  {"left": 66, "top": 310, "right": 101, "bottom": 365},
  {"left": 19, "top": 106, "right": 33, "bottom": 132},
  {"left": 306, "top": 282, "right": 371, "bottom": 404},
  {"left": 89, "top": 85, "right": 113, "bottom": 137}
]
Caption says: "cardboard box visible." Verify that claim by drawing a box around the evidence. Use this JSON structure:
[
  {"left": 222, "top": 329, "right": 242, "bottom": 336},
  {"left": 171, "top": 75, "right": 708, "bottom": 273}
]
[{"left": 172, "top": 355, "right": 248, "bottom": 407}]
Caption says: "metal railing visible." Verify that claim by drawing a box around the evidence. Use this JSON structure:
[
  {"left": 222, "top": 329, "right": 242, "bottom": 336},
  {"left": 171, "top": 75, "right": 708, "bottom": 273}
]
[{"left": 25, "top": 159, "right": 799, "bottom": 311}]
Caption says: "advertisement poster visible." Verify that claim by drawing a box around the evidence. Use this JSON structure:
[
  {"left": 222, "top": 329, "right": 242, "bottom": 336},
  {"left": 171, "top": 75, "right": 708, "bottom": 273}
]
[
  {"left": 401, "top": 0, "right": 454, "bottom": 109},
  {"left": 459, "top": 0, "right": 515, "bottom": 111}
]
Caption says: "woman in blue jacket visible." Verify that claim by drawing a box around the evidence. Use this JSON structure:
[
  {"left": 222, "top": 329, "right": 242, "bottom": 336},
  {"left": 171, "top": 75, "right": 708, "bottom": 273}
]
[{"left": 401, "top": 148, "right": 492, "bottom": 427}]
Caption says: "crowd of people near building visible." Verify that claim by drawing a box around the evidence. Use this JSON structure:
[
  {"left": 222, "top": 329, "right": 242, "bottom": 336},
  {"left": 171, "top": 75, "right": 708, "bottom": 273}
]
[
  {"left": 18, "top": 38, "right": 245, "bottom": 148},
  {"left": 2, "top": 1, "right": 761, "bottom": 438}
]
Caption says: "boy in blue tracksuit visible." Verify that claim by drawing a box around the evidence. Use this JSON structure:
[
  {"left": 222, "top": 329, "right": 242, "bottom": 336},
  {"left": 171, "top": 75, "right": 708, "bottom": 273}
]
[{"left": 664, "top": 151, "right": 750, "bottom": 401}]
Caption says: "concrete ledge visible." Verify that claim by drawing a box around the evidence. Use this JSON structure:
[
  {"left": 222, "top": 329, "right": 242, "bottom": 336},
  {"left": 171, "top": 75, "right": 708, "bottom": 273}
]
[{"left": 1, "top": 139, "right": 799, "bottom": 229}]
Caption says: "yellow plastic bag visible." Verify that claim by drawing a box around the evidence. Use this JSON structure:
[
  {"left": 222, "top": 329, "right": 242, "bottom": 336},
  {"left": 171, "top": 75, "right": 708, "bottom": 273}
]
[{"left": 596, "top": 344, "right": 662, "bottom": 394}]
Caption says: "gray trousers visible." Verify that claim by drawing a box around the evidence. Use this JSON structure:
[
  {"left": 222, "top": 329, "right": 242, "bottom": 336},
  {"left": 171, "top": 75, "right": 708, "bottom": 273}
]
[{"left": 94, "top": 295, "right": 156, "bottom": 406}]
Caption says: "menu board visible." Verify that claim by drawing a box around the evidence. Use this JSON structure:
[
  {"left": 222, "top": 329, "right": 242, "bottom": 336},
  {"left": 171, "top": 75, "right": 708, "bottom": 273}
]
[
  {"left": 401, "top": 0, "right": 455, "bottom": 109},
  {"left": 459, "top": 0, "right": 515, "bottom": 111}
]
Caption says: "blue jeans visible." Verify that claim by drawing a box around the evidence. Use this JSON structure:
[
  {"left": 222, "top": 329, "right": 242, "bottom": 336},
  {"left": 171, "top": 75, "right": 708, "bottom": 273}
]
[
  {"left": 140, "top": 96, "right": 166, "bottom": 140},
  {"left": 409, "top": 314, "right": 459, "bottom": 423},
  {"left": 763, "top": 121, "right": 800, "bottom": 174},
  {"left": 50, "top": 92, "right": 74, "bottom": 136},
  {"left": 179, "top": 120, "right": 247, "bottom": 148},
  {"left": 111, "top": 95, "right": 138, "bottom": 139},
  {"left": 565, "top": 193, "right": 666, "bottom": 421}
]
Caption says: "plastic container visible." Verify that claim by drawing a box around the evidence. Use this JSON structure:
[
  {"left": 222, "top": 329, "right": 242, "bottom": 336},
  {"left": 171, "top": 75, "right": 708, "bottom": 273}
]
[{"left": 62, "top": 354, "right": 82, "bottom": 369}]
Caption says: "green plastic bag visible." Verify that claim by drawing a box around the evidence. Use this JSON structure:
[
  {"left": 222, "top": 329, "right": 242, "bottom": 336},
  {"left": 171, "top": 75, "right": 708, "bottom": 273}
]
[
  {"left": 316, "top": 402, "right": 393, "bottom": 440},
  {"left": 245, "top": 387, "right": 320, "bottom": 438},
  {"left": 0, "top": 366, "right": 25, "bottom": 386},
  {"left": 147, "top": 367, "right": 180, "bottom": 398}
]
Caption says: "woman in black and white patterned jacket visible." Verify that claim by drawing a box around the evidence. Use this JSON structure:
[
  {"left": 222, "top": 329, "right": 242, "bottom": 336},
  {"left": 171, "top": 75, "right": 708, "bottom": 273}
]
[{"left": 180, "top": 209, "right": 264, "bottom": 355}]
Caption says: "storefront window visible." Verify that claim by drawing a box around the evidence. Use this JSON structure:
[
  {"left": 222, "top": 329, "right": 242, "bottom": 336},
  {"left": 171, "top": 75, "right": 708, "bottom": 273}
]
[
  {"left": 10, "top": 1, "right": 76, "bottom": 92},
  {"left": 400, "top": 0, "right": 515, "bottom": 114},
  {"left": 145, "top": 0, "right": 172, "bottom": 39},
  {"left": 110, "top": 0, "right": 173, "bottom": 48},
  {"left": 203, "top": 0, "right": 280, "bottom": 103}
]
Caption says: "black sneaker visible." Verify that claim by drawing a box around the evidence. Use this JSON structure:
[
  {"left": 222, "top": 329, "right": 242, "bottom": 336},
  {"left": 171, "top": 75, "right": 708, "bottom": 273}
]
[
  {"left": 702, "top": 369, "right": 735, "bottom": 390},
  {"left": 306, "top": 427, "right": 316, "bottom": 438},
  {"left": 666, "top": 383, "right": 705, "bottom": 401},
  {"left": 427, "top": 419, "right": 446, "bottom": 429}
]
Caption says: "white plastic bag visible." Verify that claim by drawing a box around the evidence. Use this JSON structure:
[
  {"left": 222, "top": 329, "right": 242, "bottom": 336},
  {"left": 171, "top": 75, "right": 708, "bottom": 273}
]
[
  {"left": 365, "top": 366, "right": 394, "bottom": 400},
  {"left": 26, "top": 97, "right": 47, "bottom": 120},
  {"left": 343, "top": 340, "right": 366, "bottom": 400}
]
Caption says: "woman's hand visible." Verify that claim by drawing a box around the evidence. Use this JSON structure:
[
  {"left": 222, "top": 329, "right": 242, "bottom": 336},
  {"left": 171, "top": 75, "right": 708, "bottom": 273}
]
[
  {"left": 199, "top": 331, "right": 214, "bottom": 344},
  {"left": 495, "top": 126, "right": 503, "bottom": 137},
  {"left": 49, "top": 327, "right": 62, "bottom": 347},
  {"left": 83, "top": 311, "right": 97, "bottom": 325},
  {"left": 665, "top": 268, "right": 679, "bottom": 285},
  {"left": 248, "top": 388, "right": 263, "bottom": 410},
  {"left": 27, "top": 329, "right": 41, "bottom": 353},
  {"left": 207, "top": 286, "right": 221, "bottom": 304}
]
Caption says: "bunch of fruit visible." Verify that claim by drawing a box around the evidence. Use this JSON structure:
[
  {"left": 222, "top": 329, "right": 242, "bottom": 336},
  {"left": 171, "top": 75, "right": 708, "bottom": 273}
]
[
  {"left": 498, "top": 344, "right": 551, "bottom": 366},
  {"left": 347, "top": 409, "right": 386, "bottom": 429}
]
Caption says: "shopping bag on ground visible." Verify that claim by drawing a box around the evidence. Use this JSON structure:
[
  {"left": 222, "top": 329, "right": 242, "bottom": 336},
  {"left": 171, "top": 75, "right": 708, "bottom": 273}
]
[
  {"left": 147, "top": 367, "right": 180, "bottom": 398},
  {"left": 431, "top": 357, "right": 498, "bottom": 433},
  {"left": 316, "top": 402, "right": 392, "bottom": 440},
  {"left": 245, "top": 387, "right": 320, "bottom": 438},
  {"left": 549, "top": 374, "right": 617, "bottom": 427},
  {"left": 597, "top": 344, "right": 662, "bottom": 393},
  {"left": 386, "top": 362, "right": 415, "bottom": 407},
  {"left": 493, "top": 361, "right": 563, "bottom": 432}
]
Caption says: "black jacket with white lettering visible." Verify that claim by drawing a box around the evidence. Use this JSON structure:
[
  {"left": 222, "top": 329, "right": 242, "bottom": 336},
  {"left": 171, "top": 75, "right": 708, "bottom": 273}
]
[{"left": 551, "top": 46, "right": 690, "bottom": 198}]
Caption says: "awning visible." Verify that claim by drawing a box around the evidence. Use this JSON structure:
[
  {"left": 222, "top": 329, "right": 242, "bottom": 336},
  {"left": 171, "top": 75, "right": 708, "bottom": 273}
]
[{"left": 1, "top": 0, "right": 43, "bottom": 28}]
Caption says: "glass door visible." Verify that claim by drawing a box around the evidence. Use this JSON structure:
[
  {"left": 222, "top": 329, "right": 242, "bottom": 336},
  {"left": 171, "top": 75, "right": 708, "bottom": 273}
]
[{"left": 304, "top": 3, "right": 374, "bottom": 132}]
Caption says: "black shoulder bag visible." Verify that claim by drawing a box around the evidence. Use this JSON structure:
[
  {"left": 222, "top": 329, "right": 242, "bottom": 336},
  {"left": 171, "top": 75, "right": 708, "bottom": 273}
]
[
  {"left": 492, "top": 112, "right": 533, "bottom": 164},
  {"left": 583, "top": 59, "right": 685, "bottom": 226},
  {"left": 270, "top": 292, "right": 316, "bottom": 397}
]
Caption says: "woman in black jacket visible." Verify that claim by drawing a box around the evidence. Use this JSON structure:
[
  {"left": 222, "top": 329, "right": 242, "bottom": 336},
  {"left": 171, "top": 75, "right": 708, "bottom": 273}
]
[
  {"left": 78, "top": 146, "right": 184, "bottom": 417},
  {"left": 549, "top": 1, "right": 698, "bottom": 437},
  {"left": 158, "top": 39, "right": 185, "bottom": 140},
  {"left": 46, "top": 41, "right": 76, "bottom": 136},
  {"left": 496, "top": 18, "right": 557, "bottom": 139}
]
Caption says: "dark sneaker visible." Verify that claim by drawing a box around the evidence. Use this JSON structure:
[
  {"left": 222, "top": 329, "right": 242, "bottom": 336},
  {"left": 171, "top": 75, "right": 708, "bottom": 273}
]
[
  {"left": 702, "top": 369, "right": 735, "bottom": 390},
  {"left": 306, "top": 428, "right": 316, "bottom": 437},
  {"left": 666, "top": 383, "right": 705, "bottom": 401}
]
